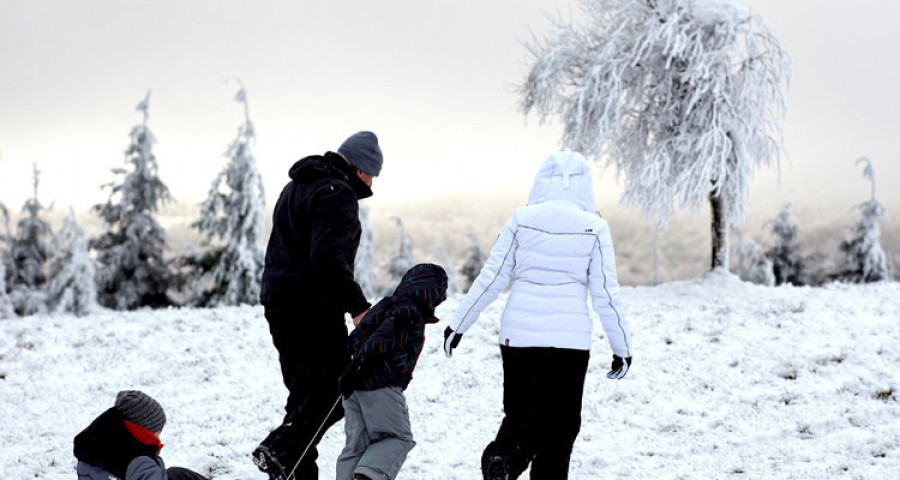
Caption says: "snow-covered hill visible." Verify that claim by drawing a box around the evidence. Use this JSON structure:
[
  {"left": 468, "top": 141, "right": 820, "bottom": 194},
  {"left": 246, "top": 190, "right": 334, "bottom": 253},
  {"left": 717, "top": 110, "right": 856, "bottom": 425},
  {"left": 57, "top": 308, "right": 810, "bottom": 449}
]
[{"left": 2, "top": 273, "right": 898, "bottom": 479}]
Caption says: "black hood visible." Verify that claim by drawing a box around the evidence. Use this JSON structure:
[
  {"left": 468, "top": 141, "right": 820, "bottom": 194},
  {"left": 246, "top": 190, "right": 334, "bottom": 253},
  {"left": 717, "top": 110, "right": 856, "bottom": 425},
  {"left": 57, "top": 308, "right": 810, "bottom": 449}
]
[
  {"left": 288, "top": 151, "right": 373, "bottom": 199},
  {"left": 393, "top": 263, "right": 448, "bottom": 320}
]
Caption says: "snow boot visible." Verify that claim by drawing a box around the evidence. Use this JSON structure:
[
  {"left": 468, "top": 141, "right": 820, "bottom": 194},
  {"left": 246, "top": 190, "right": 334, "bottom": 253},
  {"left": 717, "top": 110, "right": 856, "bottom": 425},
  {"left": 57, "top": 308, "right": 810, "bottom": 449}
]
[
  {"left": 252, "top": 444, "right": 288, "bottom": 480},
  {"left": 482, "top": 442, "right": 510, "bottom": 480}
]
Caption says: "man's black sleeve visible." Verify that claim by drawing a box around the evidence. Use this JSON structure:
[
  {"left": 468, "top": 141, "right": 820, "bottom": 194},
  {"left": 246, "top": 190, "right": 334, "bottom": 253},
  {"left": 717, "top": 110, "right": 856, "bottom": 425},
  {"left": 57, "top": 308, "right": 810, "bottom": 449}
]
[{"left": 308, "top": 182, "right": 370, "bottom": 317}]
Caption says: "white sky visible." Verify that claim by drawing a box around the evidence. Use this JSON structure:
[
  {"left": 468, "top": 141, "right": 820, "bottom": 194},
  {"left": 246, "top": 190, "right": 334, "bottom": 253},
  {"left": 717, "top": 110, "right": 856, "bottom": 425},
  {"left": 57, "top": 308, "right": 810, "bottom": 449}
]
[{"left": 1, "top": 0, "right": 898, "bottom": 219}]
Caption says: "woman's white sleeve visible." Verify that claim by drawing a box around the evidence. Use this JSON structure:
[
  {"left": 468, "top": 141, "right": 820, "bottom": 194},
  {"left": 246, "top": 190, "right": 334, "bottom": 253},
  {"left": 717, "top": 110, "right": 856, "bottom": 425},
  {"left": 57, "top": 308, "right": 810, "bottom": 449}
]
[
  {"left": 588, "top": 222, "right": 632, "bottom": 358},
  {"left": 449, "top": 214, "right": 518, "bottom": 334}
]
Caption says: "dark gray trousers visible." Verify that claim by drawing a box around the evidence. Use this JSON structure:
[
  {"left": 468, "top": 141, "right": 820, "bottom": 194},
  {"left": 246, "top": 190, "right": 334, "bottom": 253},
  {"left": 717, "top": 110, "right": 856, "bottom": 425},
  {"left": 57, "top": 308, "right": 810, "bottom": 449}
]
[{"left": 336, "top": 387, "right": 416, "bottom": 480}]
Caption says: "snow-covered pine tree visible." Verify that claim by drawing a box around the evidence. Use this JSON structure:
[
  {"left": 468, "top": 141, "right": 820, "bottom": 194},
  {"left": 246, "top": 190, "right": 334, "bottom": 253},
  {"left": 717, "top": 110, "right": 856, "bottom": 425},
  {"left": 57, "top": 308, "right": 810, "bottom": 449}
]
[
  {"left": 520, "top": 0, "right": 790, "bottom": 271},
  {"left": 91, "top": 91, "right": 173, "bottom": 310},
  {"left": 47, "top": 207, "right": 97, "bottom": 316},
  {"left": 0, "top": 203, "right": 13, "bottom": 318},
  {"left": 459, "top": 230, "right": 486, "bottom": 293},
  {"left": 838, "top": 157, "right": 891, "bottom": 283},
  {"left": 188, "top": 80, "right": 266, "bottom": 306},
  {"left": 735, "top": 238, "right": 774, "bottom": 286},
  {"left": 431, "top": 245, "right": 461, "bottom": 296},
  {"left": 764, "top": 203, "right": 805, "bottom": 286},
  {"left": 354, "top": 202, "right": 379, "bottom": 299},
  {"left": 8, "top": 163, "right": 51, "bottom": 316},
  {"left": 383, "top": 216, "right": 415, "bottom": 295}
]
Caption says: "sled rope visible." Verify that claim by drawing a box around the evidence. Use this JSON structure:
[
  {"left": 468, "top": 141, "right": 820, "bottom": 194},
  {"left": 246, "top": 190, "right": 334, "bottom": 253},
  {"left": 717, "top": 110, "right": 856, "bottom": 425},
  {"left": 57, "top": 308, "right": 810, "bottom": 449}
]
[{"left": 286, "top": 395, "right": 343, "bottom": 480}]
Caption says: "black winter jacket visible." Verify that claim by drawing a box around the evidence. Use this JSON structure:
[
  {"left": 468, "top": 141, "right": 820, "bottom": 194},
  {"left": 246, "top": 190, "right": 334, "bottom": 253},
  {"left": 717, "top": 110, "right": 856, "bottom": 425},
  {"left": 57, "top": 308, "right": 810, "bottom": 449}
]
[
  {"left": 73, "top": 408, "right": 163, "bottom": 479},
  {"left": 347, "top": 264, "right": 448, "bottom": 391},
  {"left": 259, "top": 152, "right": 372, "bottom": 317}
]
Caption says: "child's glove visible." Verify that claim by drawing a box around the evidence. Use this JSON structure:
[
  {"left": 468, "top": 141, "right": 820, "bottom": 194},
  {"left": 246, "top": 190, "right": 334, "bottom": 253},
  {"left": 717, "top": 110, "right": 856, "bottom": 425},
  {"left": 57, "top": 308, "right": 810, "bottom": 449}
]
[
  {"left": 444, "top": 327, "right": 463, "bottom": 358},
  {"left": 607, "top": 355, "right": 633, "bottom": 380},
  {"left": 338, "top": 366, "right": 362, "bottom": 399}
]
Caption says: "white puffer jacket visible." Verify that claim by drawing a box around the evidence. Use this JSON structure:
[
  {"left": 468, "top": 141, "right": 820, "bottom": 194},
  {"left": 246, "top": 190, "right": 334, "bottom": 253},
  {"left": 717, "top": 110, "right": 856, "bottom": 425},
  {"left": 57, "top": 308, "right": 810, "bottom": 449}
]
[{"left": 449, "top": 152, "right": 632, "bottom": 357}]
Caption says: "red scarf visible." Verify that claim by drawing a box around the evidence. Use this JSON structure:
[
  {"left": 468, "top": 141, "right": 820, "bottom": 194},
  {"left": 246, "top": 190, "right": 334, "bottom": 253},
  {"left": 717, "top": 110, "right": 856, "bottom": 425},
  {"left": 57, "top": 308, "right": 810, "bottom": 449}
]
[{"left": 123, "top": 420, "right": 164, "bottom": 455}]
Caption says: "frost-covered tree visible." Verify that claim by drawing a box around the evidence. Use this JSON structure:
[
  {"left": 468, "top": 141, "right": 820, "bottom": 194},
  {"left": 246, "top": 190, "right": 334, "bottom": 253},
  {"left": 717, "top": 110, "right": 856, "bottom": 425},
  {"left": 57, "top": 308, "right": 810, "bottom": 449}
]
[
  {"left": 92, "top": 91, "right": 173, "bottom": 310},
  {"left": 431, "top": 245, "right": 461, "bottom": 296},
  {"left": 735, "top": 237, "right": 774, "bottom": 286},
  {"left": 520, "top": 0, "right": 790, "bottom": 270},
  {"left": 383, "top": 216, "right": 415, "bottom": 294},
  {"left": 838, "top": 157, "right": 891, "bottom": 283},
  {"left": 764, "top": 203, "right": 804, "bottom": 286},
  {"left": 0, "top": 203, "right": 13, "bottom": 318},
  {"left": 188, "top": 80, "right": 266, "bottom": 306},
  {"left": 354, "top": 202, "right": 379, "bottom": 299},
  {"left": 459, "top": 230, "right": 486, "bottom": 293},
  {"left": 8, "top": 163, "right": 51, "bottom": 316},
  {"left": 47, "top": 208, "right": 97, "bottom": 316}
]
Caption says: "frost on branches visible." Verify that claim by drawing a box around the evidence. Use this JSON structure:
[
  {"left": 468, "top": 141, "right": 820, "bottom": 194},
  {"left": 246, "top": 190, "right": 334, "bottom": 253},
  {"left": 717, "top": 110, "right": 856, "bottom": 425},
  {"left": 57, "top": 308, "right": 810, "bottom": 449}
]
[
  {"left": 383, "top": 216, "right": 415, "bottom": 295},
  {"left": 47, "top": 208, "right": 97, "bottom": 316},
  {"left": 459, "top": 230, "right": 486, "bottom": 293},
  {"left": 838, "top": 158, "right": 891, "bottom": 283},
  {"left": 735, "top": 237, "right": 774, "bottom": 286},
  {"left": 520, "top": 0, "right": 790, "bottom": 270},
  {"left": 354, "top": 202, "right": 379, "bottom": 299},
  {"left": 765, "top": 203, "right": 805, "bottom": 286},
  {"left": 431, "top": 244, "right": 461, "bottom": 296},
  {"left": 0, "top": 203, "right": 13, "bottom": 318},
  {"left": 8, "top": 164, "right": 51, "bottom": 316},
  {"left": 188, "top": 81, "right": 266, "bottom": 307},
  {"left": 91, "top": 92, "right": 173, "bottom": 310}
]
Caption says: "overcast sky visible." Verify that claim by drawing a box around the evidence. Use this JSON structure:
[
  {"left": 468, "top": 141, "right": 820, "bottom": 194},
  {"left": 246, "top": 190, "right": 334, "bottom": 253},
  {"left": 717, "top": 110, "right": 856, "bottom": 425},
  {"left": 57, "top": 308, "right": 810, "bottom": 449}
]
[{"left": 1, "top": 0, "right": 898, "bottom": 222}]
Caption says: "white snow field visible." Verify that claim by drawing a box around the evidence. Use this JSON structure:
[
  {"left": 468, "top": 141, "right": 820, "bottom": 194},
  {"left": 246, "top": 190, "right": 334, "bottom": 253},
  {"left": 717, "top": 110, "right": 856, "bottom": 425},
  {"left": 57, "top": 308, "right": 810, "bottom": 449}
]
[{"left": 1, "top": 273, "right": 898, "bottom": 479}]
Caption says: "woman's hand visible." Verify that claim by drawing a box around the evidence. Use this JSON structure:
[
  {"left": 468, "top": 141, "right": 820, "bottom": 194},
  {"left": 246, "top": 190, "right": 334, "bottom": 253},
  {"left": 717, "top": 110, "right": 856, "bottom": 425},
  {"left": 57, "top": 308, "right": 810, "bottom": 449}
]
[
  {"left": 443, "top": 327, "right": 463, "bottom": 358},
  {"left": 607, "top": 354, "right": 632, "bottom": 379}
]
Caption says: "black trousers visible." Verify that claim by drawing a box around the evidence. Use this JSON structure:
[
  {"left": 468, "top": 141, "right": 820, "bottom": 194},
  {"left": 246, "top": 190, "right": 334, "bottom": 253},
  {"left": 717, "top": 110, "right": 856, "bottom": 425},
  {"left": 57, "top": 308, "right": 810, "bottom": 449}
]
[
  {"left": 167, "top": 466, "right": 209, "bottom": 480},
  {"left": 489, "top": 345, "right": 589, "bottom": 480},
  {"left": 260, "top": 305, "right": 349, "bottom": 480}
]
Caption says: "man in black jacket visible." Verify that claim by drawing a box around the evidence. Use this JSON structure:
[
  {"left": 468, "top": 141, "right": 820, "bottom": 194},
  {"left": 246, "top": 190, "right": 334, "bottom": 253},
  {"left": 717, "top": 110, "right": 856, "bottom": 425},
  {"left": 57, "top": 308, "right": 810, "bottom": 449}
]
[{"left": 253, "top": 131, "right": 383, "bottom": 480}]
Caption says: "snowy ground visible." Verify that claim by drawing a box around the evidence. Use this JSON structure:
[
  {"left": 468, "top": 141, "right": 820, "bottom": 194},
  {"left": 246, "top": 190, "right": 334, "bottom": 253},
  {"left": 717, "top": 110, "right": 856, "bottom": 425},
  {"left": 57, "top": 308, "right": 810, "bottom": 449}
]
[{"left": 1, "top": 273, "right": 899, "bottom": 479}]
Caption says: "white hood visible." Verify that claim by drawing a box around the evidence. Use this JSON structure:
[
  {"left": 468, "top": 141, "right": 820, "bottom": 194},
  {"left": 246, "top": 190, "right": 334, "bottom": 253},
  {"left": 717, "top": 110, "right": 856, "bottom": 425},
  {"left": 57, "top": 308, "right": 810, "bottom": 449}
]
[{"left": 526, "top": 151, "right": 597, "bottom": 212}]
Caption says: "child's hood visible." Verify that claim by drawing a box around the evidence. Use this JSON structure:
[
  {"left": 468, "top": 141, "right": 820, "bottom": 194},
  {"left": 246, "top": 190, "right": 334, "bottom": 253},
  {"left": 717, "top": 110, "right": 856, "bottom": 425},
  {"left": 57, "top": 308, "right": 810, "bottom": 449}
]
[{"left": 393, "top": 263, "right": 448, "bottom": 319}]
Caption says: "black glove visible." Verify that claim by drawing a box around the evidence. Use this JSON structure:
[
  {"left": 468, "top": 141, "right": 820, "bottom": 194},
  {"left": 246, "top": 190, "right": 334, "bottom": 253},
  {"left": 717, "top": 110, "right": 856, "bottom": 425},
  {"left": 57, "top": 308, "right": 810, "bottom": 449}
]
[
  {"left": 444, "top": 327, "right": 463, "bottom": 358},
  {"left": 338, "top": 366, "right": 361, "bottom": 399},
  {"left": 607, "top": 355, "right": 633, "bottom": 380}
]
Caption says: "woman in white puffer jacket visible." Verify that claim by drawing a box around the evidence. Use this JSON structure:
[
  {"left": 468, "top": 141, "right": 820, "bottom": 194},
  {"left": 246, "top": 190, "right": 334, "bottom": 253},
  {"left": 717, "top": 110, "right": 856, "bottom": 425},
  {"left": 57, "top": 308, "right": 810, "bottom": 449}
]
[{"left": 443, "top": 151, "right": 633, "bottom": 480}]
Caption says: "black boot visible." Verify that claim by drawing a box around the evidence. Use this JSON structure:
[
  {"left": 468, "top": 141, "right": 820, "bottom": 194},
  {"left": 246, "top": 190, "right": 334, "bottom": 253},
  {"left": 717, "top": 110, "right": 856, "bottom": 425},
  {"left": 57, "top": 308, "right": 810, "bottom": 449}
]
[
  {"left": 252, "top": 444, "right": 288, "bottom": 480},
  {"left": 482, "top": 442, "right": 510, "bottom": 480}
]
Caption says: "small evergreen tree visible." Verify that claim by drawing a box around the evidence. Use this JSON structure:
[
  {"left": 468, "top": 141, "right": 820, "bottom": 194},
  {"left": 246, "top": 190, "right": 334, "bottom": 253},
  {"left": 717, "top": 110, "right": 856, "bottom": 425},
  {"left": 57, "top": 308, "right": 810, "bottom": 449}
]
[
  {"left": 47, "top": 208, "right": 97, "bottom": 316},
  {"left": 0, "top": 203, "right": 13, "bottom": 318},
  {"left": 735, "top": 237, "right": 774, "bottom": 286},
  {"left": 765, "top": 203, "right": 805, "bottom": 286},
  {"left": 354, "top": 202, "right": 379, "bottom": 299},
  {"left": 838, "top": 157, "right": 891, "bottom": 283},
  {"left": 459, "top": 230, "right": 486, "bottom": 293},
  {"left": 8, "top": 163, "right": 51, "bottom": 315},
  {"left": 431, "top": 245, "right": 461, "bottom": 296},
  {"left": 383, "top": 216, "right": 415, "bottom": 294},
  {"left": 188, "top": 80, "right": 266, "bottom": 306},
  {"left": 92, "top": 91, "right": 173, "bottom": 310}
]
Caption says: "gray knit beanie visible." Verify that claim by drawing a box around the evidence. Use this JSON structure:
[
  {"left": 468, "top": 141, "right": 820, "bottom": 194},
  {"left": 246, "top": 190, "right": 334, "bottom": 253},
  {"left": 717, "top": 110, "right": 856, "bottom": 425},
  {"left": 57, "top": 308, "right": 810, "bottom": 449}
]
[
  {"left": 115, "top": 390, "right": 166, "bottom": 433},
  {"left": 338, "top": 131, "right": 383, "bottom": 176}
]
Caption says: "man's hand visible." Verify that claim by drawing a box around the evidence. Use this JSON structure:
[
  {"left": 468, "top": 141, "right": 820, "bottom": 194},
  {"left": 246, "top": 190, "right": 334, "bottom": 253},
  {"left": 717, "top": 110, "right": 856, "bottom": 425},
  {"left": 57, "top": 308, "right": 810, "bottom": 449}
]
[
  {"left": 352, "top": 309, "right": 369, "bottom": 327},
  {"left": 607, "top": 355, "right": 633, "bottom": 380},
  {"left": 444, "top": 327, "right": 463, "bottom": 358}
]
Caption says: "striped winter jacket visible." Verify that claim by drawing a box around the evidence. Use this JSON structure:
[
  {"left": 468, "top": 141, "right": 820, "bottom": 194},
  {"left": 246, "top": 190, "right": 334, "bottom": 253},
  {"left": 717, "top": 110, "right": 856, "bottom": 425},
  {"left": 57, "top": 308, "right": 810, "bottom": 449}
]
[
  {"left": 449, "top": 151, "right": 632, "bottom": 357},
  {"left": 347, "top": 263, "right": 448, "bottom": 391}
]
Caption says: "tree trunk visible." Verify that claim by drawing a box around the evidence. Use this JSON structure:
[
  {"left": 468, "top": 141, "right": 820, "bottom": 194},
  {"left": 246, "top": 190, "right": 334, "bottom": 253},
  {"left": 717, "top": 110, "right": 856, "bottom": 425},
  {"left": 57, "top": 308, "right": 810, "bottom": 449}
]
[{"left": 709, "top": 192, "right": 728, "bottom": 270}]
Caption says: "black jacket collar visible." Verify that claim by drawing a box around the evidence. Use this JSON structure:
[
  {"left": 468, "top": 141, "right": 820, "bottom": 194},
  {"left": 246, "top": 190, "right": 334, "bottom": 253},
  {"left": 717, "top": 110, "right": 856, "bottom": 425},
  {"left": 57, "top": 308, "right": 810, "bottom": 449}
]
[{"left": 289, "top": 152, "right": 373, "bottom": 200}]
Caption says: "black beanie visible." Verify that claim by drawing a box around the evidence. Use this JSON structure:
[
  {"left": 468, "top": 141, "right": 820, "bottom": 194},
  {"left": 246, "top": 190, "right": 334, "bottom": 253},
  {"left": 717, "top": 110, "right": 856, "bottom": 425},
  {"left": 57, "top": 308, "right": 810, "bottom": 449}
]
[
  {"left": 114, "top": 390, "right": 166, "bottom": 433},
  {"left": 338, "top": 131, "right": 383, "bottom": 176}
]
